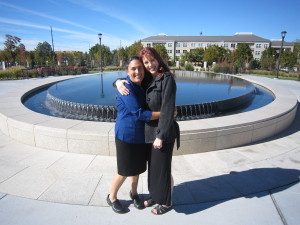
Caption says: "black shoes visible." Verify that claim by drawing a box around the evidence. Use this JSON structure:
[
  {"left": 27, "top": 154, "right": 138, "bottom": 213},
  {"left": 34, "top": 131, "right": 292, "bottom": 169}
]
[
  {"left": 106, "top": 194, "right": 126, "bottom": 214},
  {"left": 129, "top": 191, "right": 145, "bottom": 209}
]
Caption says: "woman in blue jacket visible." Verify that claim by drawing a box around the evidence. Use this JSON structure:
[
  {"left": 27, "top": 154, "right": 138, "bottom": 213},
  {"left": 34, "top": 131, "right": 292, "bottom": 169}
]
[
  {"left": 116, "top": 48, "right": 179, "bottom": 215},
  {"left": 107, "top": 56, "right": 160, "bottom": 214}
]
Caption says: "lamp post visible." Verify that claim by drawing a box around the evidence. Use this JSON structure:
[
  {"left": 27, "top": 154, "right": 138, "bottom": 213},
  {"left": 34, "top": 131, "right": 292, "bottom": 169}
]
[
  {"left": 276, "top": 31, "right": 287, "bottom": 79},
  {"left": 98, "top": 33, "right": 102, "bottom": 73}
]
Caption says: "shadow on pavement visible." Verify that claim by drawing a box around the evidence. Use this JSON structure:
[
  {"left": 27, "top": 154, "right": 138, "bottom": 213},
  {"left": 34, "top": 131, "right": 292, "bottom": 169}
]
[{"left": 172, "top": 167, "right": 300, "bottom": 214}]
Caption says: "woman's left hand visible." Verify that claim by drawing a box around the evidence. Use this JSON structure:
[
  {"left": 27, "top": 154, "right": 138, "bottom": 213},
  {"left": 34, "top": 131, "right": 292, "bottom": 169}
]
[{"left": 153, "top": 138, "right": 163, "bottom": 149}]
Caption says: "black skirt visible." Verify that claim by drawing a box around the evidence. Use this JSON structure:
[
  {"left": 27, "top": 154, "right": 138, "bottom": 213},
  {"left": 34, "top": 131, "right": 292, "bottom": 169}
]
[{"left": 115, "top": 138, "right": 147, "bottom": 176}]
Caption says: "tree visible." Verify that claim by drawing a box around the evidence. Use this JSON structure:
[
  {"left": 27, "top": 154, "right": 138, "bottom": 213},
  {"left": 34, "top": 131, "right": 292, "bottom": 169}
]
[
  {"left": 4, "top": 34, "right": 21, "bottom": 66},
  {"left": 280, "top": 49, "right": 297, "bottom": 69},
  {"left": 153, "top": 44, "right": 168, "bottom": 64},
  {"left": 260, "top": 47, "right": 278, "bottom": 71},
  {"left": 235, "top": 43, "right": 253, "bottom": 71},
  {"left": 203, "top": 45, "right": 227, "bottom": 65},
  {"left": 127, "top": 41, "right": 143, "bottom": 59},
  {"left": 181, "top": 47, "right": 204, "bottom": 65},
  {"left": 34, "top": 42, "right": 53, "bottom": 66},
  {"left": 16, "top": 43, "right": 27, "bottom": 66},
  {"left": 26, "top": 51, "right": 35, "bottom": 69},
  {"left": 90, "top": 44, "right": 112, "bottom": 67}
]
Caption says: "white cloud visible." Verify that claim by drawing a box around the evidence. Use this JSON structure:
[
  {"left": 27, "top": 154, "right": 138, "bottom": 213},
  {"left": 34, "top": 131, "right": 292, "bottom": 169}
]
[
  {"left": 66, "top": 0, "right": 152, "bottom": 36},
  {"left": 0, "top": 1, "right": 136, "bottom": 50},
  {"left": 0, "top": 17, "right": 133, "bottom": 50},
  {"left": 0, "top": 1, "right": 99, "bottom": 33}
]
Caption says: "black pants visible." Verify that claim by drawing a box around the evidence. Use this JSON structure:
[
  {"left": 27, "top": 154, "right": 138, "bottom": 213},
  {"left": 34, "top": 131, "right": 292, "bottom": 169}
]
[{"left": 147, "top": 141, "right": 174, "bottom": 206}]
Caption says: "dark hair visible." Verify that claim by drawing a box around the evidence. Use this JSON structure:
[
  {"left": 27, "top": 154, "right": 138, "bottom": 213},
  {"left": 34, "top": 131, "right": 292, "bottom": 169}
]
[
  {"left": 139, "top": 47, "right": 171, "bottom": 76},
  {"left": 125, "top": 56, "right": 140, "bottom": 70}
]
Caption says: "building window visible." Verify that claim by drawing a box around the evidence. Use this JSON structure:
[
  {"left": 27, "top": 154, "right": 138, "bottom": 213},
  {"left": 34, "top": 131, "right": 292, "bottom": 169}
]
[
  {"left": 264, "top": 44, "right": 268, "bottom": 48},
  {"left": 231, "top": 44, "right": 235, "bottom": 48},
  {"left": 176, "top": 50, "right": 180, "bottom": 54},
  {"left": 147, "top": 43, "right": 151, "bottom": 47},
  {"left": 256, "top": 44, "right": 261, "bottom": 48},
  {"left": 183, "top": 50, "right": 187, "bottom": 53},
  {"left": 176, "top": 42, "right": 180, "bottom": 47},
  {"left": 224, "top": 43, "right": 228, "bottom": 48},
  {"left": 191, "top": 43, "right": 195, "bottom": 47},
  {"left": 168, "top": 43, "right": 172, "bottom": 47},
  {"left": 167, "top": 50, "right": 172, "bottom": 53},
  {"left": 183, "top": 42, "right": 187, "bottom": 47},
  {"left": 255, "top": 51, "right": 261, "bottom": 55},
  {"left": 198, "top": 43, "right": 202, "bottom": 47},
  {"left": 255, "top": 58, "right": 260, "bottom": 60},
  {"left": 207, "top": 43, "right": 211, "bottom": 47}
]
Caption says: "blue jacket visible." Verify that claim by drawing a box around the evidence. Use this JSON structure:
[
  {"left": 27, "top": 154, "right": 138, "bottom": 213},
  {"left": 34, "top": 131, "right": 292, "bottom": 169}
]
[{"left": 115, "top": 76, "right": 152, "bottom": 144}]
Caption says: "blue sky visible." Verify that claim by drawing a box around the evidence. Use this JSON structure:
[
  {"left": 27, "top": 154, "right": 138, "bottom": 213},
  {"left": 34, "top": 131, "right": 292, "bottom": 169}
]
[{"left": 0, "top": 0, "right": 299, "bottom": 52}]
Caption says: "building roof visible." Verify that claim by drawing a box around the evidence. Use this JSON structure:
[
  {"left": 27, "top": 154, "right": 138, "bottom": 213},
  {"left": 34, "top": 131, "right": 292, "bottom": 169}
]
[
  {"left": 271, "top": 40, "right": 295, "bottom": 47},
  {"left": 142, "top": 34, "right": 270, "bottom": 43}
]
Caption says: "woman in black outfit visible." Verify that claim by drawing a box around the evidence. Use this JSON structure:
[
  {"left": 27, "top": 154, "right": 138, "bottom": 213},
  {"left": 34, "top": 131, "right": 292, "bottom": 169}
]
[
  {"left": 116, "top": 47, "right": 179, "bottom": 215},
  {"left": 107, "top": 56, "right": 160, "bottom": 214}
]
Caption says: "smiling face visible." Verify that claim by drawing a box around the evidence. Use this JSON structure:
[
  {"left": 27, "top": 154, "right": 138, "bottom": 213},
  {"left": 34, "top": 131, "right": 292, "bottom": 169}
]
[
  {"left": 142, "top": 56, "right": 159, "bottom": 76},
  {"left": 127, "top": 59, "right": 144, "bottom": 85}
]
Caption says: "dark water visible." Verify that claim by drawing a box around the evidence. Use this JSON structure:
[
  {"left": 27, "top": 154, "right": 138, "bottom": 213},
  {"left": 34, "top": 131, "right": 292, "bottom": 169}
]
[{"left": 22, "top": 72, "right": 274, "bottom": 117}]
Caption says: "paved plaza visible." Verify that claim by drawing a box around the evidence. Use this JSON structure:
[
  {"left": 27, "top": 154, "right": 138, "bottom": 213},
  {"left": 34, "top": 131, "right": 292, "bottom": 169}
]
[{"left": 0, "top": 74, "right": 299, "bottom": 225}]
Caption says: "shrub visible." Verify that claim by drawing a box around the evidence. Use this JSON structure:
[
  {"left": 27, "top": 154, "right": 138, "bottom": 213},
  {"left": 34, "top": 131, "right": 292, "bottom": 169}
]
[
  {"left": 213, "top": 64, "right": 238, "bottom": 74},
  {"left": 184, "top": 63, "right": 194, "bottom": 71},
  {"left": 0, "top": 67, "right": 23, "bottom": 79}
]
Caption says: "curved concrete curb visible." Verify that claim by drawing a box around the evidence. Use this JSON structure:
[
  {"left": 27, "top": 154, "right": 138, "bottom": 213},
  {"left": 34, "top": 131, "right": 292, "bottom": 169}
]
[{"left": 0, "top": 74, "right": 297, "bottom": 156}]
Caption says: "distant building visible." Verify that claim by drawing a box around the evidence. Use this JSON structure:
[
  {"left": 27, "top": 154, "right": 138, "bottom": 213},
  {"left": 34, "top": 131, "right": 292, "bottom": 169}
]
[{"left": 141, "top": 33, "right": 295, "bottom": 62}]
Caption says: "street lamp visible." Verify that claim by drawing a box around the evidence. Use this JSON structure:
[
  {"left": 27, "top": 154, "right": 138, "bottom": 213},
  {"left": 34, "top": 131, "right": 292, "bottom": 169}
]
[
  {"left": 276, "top": 31, "right": 287, "bottom": 79},
  {"left": 98, "top": 33, "right": 102, "bottom": 73}
]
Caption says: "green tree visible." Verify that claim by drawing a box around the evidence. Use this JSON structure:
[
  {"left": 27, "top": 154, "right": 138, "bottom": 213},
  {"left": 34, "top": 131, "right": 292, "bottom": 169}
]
[
  {"left": 127, "top": 41, "right": 143, "bottom": 58},
  {"left": 153, "top": 44, "right": 168, "bottom": 64},
  {"left": 280, "top": 49, "right": 297, "bottom": 69},
  {"left": 26, "top": 51, "right": 35, "bottom": 69},
  {"left": 235, "top": 43, "right": 253, "bottom": 71},
  {"left": 90, "top": 44, "right": 112, "bottom": 67},
  {"left": 181, "top": 47, "right": 204, "bottom": 65},
  {"left": 34, "top": 42, "right": 53, "bottom": 66},
  {"left": 260, "top": 47, "right": 278, "bottom": 70},
  {"left": 4, "top": 34, "right": 21, "bottom": 66},
  {"left": 203, "top": 45, "right": 227, "bottom": 65},
  {"left": 191, "top": 47, "right": 205, "bottom": 63}
]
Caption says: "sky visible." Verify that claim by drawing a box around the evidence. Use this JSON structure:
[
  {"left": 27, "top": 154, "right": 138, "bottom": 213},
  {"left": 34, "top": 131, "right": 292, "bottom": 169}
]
[{"left": 0, "top": 0, "right": 299, "bottom": 52}]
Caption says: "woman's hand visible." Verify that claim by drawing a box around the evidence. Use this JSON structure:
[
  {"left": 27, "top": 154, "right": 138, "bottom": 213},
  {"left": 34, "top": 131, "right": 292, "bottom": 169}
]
[
  {"left": 116, "top": 80, "right": 130, "bottom": 95},
  {"left": 153, "top": 138, "right": 163, "bottom": 149}
]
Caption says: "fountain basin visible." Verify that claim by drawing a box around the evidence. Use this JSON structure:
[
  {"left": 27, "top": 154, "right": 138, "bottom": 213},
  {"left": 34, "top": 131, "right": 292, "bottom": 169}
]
[{"left": 22, "top": 71, "right": 258, "bottom": 121}]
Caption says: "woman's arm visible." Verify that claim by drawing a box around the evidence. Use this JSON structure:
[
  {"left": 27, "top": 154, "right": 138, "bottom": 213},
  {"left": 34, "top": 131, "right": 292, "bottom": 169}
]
[
  {"left": 156, "top": 75, "right": 177, "bottom": 141},
  {"left": 116, "top": 79, "right": 130, "bottom": 95}
]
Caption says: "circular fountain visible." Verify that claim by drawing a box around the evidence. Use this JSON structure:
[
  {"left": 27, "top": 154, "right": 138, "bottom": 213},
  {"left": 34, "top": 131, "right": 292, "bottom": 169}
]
[
  {"left": 22, "top": 71, "right": 265, "bottom": 122},
  {"left": 2, "top": 71, "right": 296, "bottom": 156}
]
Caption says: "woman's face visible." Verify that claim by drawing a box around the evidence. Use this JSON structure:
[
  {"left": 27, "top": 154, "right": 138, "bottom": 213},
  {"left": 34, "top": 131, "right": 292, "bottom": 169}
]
[
  {"left": 142, "top": 56, "right": 159, "bottom": 76},
  {"left": 127, "top": 59, "right": 144, "bottom": 85}
]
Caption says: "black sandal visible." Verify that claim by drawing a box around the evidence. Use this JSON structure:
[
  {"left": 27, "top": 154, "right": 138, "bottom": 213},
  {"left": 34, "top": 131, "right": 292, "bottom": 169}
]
[
  {"left": 151, "top": 205, "right": 172, "bottom": 215},
  {"left": 144, "top": 197, "right": 156, "bottom": 207}
]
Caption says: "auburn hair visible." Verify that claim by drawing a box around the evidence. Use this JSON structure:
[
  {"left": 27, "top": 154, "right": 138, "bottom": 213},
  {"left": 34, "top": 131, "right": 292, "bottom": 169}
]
[{"left": 139, "top": 47, "right": 172, "bottom": 77}]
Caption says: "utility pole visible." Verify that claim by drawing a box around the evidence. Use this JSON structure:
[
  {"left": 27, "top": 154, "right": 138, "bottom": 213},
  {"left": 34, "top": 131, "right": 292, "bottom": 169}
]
[{"left": 50, "top": 26, "right": 55, "bottom": 64}]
